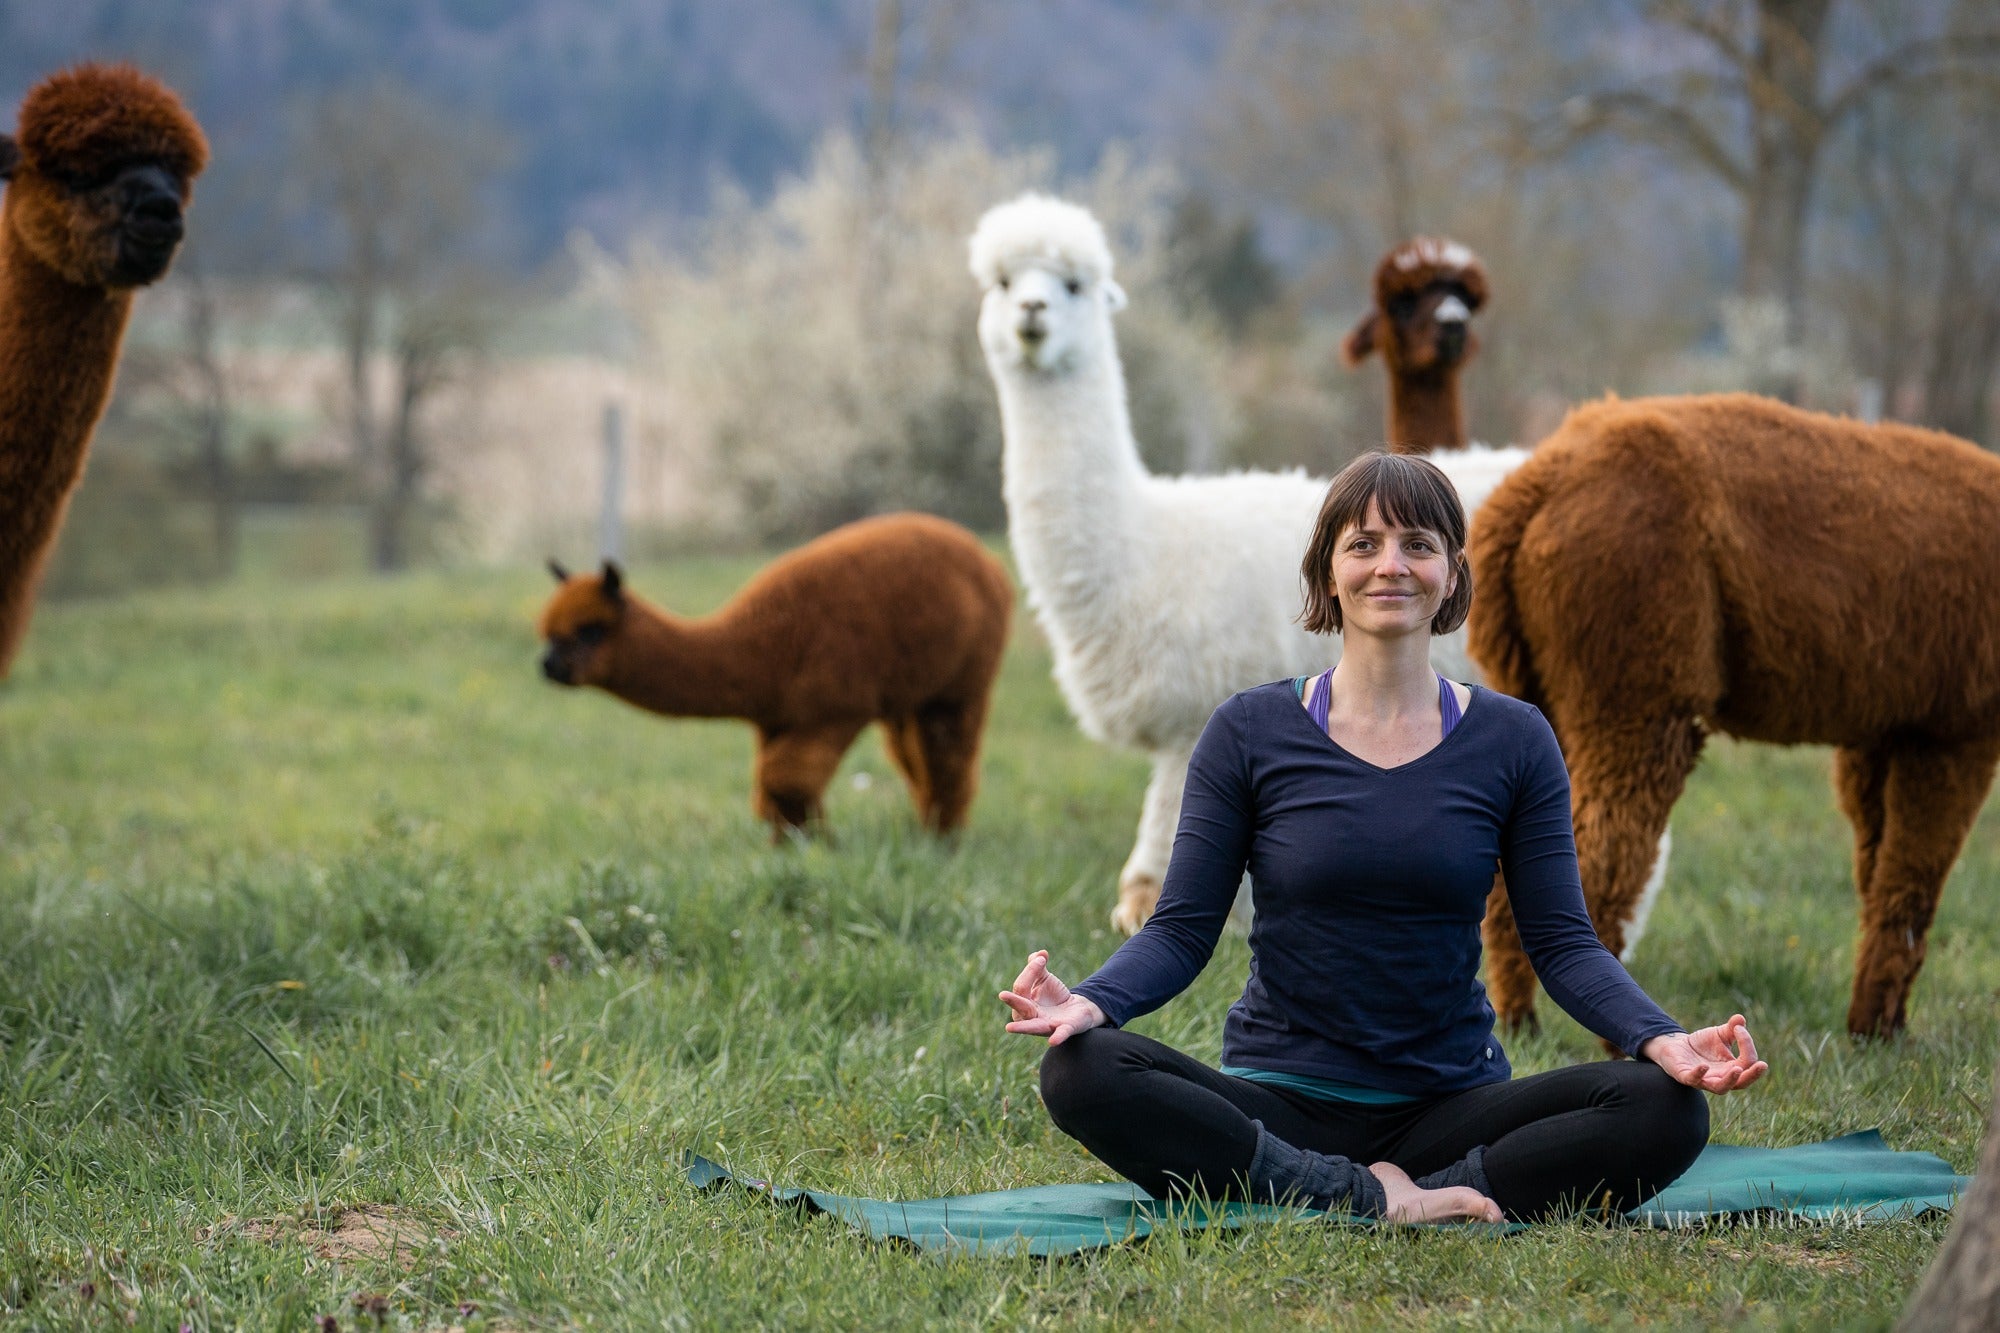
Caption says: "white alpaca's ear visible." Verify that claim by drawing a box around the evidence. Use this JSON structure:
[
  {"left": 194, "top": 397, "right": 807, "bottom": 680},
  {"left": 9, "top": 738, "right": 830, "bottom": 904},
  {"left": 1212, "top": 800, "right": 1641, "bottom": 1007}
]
[{"left": 1103, "top": 280, "right": 1128, "bottom": 313}]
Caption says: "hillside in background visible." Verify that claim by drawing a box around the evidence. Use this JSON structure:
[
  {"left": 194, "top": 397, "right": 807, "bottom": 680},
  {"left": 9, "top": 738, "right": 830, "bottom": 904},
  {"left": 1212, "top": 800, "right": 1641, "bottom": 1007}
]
[{"left": 0, "top": 0, "right": 1223, "bottom": 262}]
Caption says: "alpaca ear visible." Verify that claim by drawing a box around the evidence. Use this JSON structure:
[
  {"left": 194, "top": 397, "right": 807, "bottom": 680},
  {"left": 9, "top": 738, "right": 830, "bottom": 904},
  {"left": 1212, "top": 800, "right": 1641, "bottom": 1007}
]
[
  {"left": 600, "top": 560, "right": 624, "bottom": 602},
  {"left": 547, "top": 557, "right": 570, "bottom": 583},
  {"left": 1103, "top": 280, "right": 1128, "bottom": 313},
  {"left": 1342, "top": 310, "right": 1380, "bottom": 365},
  {"left": 0, "top": 136, "right": 19, "bottom": 183}
]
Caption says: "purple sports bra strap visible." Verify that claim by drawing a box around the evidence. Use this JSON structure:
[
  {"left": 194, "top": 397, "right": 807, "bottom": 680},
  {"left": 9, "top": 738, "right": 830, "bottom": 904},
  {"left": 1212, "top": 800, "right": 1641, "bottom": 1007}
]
[
  {"left": 1307, "top": 666, "right": 1335, "bottom": 734},
  {"left": 1308, "top": 669, "right": 1461, "bottom": 740}
]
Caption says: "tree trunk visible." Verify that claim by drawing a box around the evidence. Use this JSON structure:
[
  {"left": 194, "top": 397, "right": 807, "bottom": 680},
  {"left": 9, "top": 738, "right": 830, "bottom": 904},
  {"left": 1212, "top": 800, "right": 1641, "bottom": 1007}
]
[
  {"left": 1899, "top": 1062, "right": 2000, "bottom": 1330},
  {"left": 1921, "top": 139, "right": 2000, "bottom": 446},
  {"left": 1740, "top": 0, "right": 1833, "bottom": 396},
  {"left": 369, "top": 342, "right": 432, "bottom": 574},
  {"left": 184, "top": 266, "right": 238, "bottom": 577}
]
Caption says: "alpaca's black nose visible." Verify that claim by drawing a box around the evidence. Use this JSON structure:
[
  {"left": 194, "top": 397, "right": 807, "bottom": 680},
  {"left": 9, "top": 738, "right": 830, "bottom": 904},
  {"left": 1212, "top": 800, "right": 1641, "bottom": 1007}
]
[
  {"left": 120, "top": 166, "right": 183, "bottom": 232},
  {"left": 541, "top": 650, "right": 573, "bottom": 685}
]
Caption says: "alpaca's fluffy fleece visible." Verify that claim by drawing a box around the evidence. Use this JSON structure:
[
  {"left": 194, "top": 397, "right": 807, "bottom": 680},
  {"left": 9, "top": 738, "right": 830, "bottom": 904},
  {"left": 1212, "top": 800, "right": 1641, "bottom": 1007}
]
[
  {"left": 1471, "top": 392, "right": 2000, "bottom": 1036},
  {"left": 968, "top": 193, "right": 1116, "bottom": 293}
]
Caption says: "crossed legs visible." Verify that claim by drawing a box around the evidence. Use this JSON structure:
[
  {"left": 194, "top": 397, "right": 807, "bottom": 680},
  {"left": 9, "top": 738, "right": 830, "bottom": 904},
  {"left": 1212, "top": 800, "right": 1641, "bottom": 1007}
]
[{"left": 1039, "top": 1028, "right": 1707, "bottom": 1221}]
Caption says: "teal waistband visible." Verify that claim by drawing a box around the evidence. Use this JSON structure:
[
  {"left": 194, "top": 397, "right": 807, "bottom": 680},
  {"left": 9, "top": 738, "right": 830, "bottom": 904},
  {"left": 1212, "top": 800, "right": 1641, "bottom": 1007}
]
[{"left": 1221, "top": 1066, "right": 1420, "bottom": 1105}]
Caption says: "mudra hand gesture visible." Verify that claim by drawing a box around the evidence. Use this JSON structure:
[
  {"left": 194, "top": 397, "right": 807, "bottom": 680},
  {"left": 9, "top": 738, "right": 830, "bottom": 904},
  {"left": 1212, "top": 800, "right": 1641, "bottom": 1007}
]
[
  {"left": 1000, "top": 950, "right": 1107, "bottom": 1046},
  {"left": 1641, "top": 1015, "right": 1767, "bottom": 1093}
]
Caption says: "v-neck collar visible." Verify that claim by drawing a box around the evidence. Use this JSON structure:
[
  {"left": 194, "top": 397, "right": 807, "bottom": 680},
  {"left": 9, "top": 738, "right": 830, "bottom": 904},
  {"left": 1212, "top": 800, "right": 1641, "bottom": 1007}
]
[{"left": 1290, "top": 676, "right": 1481, "bottom": 776}]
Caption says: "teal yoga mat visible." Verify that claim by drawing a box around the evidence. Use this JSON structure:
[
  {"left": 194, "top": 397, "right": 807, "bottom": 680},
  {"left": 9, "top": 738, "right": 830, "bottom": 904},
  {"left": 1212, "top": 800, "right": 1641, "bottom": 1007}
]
[{"left": 686, "top": 1130, "right": 1969, "bottom": 1257}]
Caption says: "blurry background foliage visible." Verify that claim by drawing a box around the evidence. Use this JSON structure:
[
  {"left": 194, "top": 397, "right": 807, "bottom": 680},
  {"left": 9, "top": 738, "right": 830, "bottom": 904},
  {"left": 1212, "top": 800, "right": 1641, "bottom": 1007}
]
[{"left": 4, "top": 0, "right": 1997, "bottom": 590}]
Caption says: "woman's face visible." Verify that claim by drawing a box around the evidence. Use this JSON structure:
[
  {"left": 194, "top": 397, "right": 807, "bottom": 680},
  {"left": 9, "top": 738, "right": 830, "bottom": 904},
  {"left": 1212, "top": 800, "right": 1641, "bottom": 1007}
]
[{"left": 1330, "top": 498, "right": 1458, "bottom": 638}]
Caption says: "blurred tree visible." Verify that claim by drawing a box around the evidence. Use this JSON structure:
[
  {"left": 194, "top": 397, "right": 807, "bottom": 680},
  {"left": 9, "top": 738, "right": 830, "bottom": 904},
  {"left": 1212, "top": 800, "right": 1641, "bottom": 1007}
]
[
  {"left": 178, "top": 259, "right": 237, "bottom": 575},
  {"left": 1165, "top": 193, "right": 1281, "bottom": 341},
  {"left": 1916, "top": 67, "right": 2000, "bottom": 445},
  {"left": 290, "top": 82, "right": 512, "bottom": 571},
  {"left": 1898, "top": 1061, "right": 2000, "bottom": 1330},
  {"left": 594, "top": 134, "right": 1238, "bottom": 539},
  {"left": 1530, "top": 0, "right": 2000, "bottom": 362}
]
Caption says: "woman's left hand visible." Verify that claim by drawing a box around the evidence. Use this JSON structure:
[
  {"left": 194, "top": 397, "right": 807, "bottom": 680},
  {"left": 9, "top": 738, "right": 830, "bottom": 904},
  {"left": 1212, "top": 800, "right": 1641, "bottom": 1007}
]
[{"left": 1641, "top": 1015, "right": 1767, "bottom": 1093}]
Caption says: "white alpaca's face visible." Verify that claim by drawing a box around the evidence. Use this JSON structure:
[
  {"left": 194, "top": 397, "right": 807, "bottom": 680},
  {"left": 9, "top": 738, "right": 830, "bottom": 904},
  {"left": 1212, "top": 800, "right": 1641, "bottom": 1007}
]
[{"left": 978, "top": 262, "right": 1124, "bottom": 375}]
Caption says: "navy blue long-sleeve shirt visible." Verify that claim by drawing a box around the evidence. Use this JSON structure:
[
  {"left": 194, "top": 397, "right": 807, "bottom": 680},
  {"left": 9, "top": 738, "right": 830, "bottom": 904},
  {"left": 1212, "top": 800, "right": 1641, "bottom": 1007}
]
[{"left": 1071, "top": 681, "right": 1684, "bottom": 1096}]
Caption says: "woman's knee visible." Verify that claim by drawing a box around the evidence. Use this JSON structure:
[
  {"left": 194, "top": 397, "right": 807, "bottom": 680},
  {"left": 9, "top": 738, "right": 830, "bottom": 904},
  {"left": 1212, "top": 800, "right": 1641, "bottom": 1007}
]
[
  {"left": 1037, "top": 1027, "right": 1124, "bottom": 1125},
  {"left": 1627, "top": 1061, "right": 1710, "bottom": 1170}
]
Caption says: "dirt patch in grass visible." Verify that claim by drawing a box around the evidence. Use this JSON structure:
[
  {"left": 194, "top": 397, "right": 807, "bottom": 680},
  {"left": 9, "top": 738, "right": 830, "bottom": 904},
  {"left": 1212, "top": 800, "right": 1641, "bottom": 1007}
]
[
  {"left": 1724, "top": 1241, "right": 1863, "bottom": 1273},
  {"left": 211, "top": 1204, "right": 453, "bottom": 1267}
]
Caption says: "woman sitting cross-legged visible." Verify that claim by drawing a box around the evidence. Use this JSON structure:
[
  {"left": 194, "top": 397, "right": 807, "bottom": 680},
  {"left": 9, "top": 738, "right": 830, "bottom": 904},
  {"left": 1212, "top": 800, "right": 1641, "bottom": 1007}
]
[{"left": 1000, "top": 450, "right": 1767, "bottom": 1225}]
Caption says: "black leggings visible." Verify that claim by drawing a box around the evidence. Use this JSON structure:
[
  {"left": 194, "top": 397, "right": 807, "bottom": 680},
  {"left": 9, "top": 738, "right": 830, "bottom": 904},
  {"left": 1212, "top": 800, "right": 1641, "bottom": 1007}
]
[{"left": 1040, "top": 1028, "right": 1708, "bottom": 1220}]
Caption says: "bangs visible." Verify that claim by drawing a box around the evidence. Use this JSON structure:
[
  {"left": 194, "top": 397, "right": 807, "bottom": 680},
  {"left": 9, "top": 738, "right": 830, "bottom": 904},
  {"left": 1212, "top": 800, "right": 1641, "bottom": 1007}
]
[{"left": 1326, "top": 453, "right": 1466, "bottom": 546}]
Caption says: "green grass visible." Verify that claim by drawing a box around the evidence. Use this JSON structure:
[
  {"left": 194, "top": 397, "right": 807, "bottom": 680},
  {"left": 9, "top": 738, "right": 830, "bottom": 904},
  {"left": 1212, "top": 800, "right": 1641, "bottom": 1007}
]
[{"left": 1, "top": 553, "right": 1995, "bottom": 1330}]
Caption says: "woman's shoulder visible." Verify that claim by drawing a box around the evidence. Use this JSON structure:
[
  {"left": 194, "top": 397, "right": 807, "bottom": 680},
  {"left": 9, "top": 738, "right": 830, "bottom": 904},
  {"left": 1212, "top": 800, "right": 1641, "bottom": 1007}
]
[
  {"left": 1465, "top": 685, "right": 1544, "bottom": 726},
  {"left": 1465, "top": 686, "right": 1563, "bottom": 757},
  {"left": 1231, "top": 678, "right": 1316, "bottom": 717},
  {"left": 1201, "top": 679, "right": 1309, "bottom": 735}
]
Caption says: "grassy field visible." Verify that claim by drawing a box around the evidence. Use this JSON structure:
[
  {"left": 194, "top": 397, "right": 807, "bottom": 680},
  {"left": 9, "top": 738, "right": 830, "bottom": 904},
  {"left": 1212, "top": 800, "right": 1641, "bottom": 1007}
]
[{"left": 2, "top": 554, "right": 1996, "bottom": 1331}]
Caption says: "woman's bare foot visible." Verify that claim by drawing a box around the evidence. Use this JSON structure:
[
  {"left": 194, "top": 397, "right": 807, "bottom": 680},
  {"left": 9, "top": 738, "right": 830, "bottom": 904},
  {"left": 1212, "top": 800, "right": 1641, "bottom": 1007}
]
[{"left": 1368, "top": 1161, "right": 1503, "bottom": 1224}]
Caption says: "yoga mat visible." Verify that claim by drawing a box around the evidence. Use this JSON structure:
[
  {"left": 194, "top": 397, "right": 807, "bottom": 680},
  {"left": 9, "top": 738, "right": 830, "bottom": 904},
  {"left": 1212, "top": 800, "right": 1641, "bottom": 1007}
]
[{"left": 686, "top": 1130, "right": 1970, "bottom": 1257}]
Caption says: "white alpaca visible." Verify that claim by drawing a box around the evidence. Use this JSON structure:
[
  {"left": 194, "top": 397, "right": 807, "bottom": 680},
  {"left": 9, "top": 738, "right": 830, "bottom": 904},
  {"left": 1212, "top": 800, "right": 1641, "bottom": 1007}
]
[{"left": 971, "top": 194, "right": 1529, "bottom": 933}]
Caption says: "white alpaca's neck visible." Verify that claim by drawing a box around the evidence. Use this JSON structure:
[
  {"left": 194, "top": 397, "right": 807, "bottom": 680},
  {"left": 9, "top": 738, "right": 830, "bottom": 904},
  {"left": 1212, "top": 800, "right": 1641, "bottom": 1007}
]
[{"left": 991, "top": 342, "right": 1150, "bottom": 622}]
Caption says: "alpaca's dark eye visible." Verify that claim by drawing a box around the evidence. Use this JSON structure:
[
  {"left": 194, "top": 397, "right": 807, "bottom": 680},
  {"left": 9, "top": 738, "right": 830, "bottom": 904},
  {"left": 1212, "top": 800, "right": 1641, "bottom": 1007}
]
[
  {"left": 574, "top": 624, "right": 609, "bottom": 646},
  {"left": 1387, "top": 293, "right": 1418, "bottom": 319},
  {"left": 1065, "top": 277, "right": 1081, "bottom": 296},
  {"left": 997, "top": 275, "right": 1010, "bottom": 292}
]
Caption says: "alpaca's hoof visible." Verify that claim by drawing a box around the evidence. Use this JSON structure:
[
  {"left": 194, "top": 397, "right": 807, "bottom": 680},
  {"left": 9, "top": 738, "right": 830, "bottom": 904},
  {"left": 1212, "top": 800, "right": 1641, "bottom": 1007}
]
[
  {"left": 1846, "top": 999, "right": 1906, "bottom": 1040},
  {"left": 1111, "top": 877, "right": 1161, "bottom": 936}
]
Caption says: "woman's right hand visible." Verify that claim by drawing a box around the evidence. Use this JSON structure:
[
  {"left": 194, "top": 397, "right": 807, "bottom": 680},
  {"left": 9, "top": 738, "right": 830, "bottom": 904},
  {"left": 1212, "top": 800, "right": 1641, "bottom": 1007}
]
[{"left": 999, "top": 950, "right": 1107, "bottom": 1046}]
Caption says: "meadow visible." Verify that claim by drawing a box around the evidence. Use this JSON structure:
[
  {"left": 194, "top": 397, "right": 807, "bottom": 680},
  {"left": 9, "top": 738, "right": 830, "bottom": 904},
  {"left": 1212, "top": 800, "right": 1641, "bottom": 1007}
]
[{"left": 1, "top": 551, "right": 1996, "bottom": 1331}]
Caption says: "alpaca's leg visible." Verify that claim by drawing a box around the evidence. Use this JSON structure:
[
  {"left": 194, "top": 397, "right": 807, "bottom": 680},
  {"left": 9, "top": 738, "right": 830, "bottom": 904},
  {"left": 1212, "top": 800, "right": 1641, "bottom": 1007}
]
[
  {"left": 914, "top": 694, "right": 993, "bottom": 835},
  {"left": 753, "top": 721, "right": 867, "bottom": 839},
  {"left": 1114, "top": 747, "right": 1190, "bottom": 935},
  {"left": 1486, "top": 829, "right": 1675, "bottom": 1028},
  {"left": 1481, "top": 877, "right": 1538, "bottom": 1033},
  {"left": 882, "top": 717, "right": 934, "bottom": 821},
  {"left": 1832, "top": 744, "right": 1890, "bottom": 901},
  {"left": 1486, "top": 711, "right": 1704, "bottom": 1035},
  {"left": 1617, "top": 830, "right": 1675, "bottom": 961},
  {"left": 1565, "top": 715, "right": 1705, "bottom": 960},
  {"left": 1846, "top": 734, "right": 2000, "bottom": 1038}
]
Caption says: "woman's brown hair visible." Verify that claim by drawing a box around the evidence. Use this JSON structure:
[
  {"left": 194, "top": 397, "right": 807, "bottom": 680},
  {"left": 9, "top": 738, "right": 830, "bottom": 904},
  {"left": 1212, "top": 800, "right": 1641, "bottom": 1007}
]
[{"left": 1298, "top": 451, "right": 1472, "bottom": 635}]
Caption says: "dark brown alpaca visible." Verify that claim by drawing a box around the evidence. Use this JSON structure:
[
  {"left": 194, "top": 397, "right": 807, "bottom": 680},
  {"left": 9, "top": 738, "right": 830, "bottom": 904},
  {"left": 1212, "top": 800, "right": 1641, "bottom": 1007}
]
[
  {"left": 1469, "top": 392, "right": 2000, "bottom": 1038},
  {"left": 538, "top": 513, "right": 1014, "bottom": 838},
  {"left": 0, "top": 65, "right": 207, "bottom": 676},
  {"left": 1342, "top": 237, "right": 1489, "bottom": 453}
]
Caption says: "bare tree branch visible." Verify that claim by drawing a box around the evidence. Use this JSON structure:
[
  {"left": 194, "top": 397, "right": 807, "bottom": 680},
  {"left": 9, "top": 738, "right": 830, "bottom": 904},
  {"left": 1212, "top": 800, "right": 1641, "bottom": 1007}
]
[
  {"left": 1651, "top": 0, "right": 1756, "bottom": 74},
  {"left": 1533, "top": 87, "right": 1752, "bottom": 192},
  {"left": 1823, "top": 32, "right": 2000, "bottom": 130}
]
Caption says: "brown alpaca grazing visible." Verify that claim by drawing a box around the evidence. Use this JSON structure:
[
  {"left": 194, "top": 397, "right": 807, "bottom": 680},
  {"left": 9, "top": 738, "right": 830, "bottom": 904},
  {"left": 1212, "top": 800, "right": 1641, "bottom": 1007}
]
[
  {"left": 538, "top": 513, "right": 1014, "bottom": 838},
  {"left": 0, "top": 65, "right": 207, "bottom": 676},
  {"left": 1469, "top": 391, "right": 2000, "bottom": 1038},
  {"left": 1342, "top": 237, "right": 1489, "bottom": 453}
]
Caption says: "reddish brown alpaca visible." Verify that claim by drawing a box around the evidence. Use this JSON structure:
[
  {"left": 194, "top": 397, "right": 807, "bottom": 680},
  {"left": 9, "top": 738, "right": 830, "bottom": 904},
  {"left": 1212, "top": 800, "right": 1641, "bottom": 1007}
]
[
  {"left": 1470, "top": 392, "right": 2000, "bottom": 1038},
  {"left": 538, "top": 513, "right": 1014, "bottom": 838},
  {"left": 1342, "top": 237, "right": 1489, "bottom": 453},
  {"left": 0, "top": 65, "right": 207, "bottom": 675}
]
